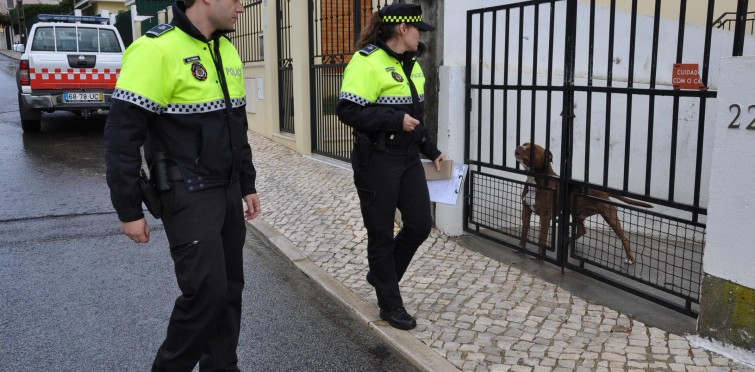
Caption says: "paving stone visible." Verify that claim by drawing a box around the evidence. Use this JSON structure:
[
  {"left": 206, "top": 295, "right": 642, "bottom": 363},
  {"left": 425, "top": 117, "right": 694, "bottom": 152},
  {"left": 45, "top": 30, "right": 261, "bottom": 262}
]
[
  {"left": 691, "top": 348, "right": 712, "bottom": 358},
  {"left": 600, "top": 352, "right": 627, "bottom": 363},
  {"left": 509, "top": 366, "right": 532, "bottom": 372},
  {"left": 556, "top": 359, "right": 577, "bottom": 368},
  {"left": 540, "top": 358, "right": 556, "bottom": 367},
  {"left": 692, "top": 357, "right": 712, "bottom": 366},
  {"left": 685, "top": 367, "right": 709, "bottom": 372}
]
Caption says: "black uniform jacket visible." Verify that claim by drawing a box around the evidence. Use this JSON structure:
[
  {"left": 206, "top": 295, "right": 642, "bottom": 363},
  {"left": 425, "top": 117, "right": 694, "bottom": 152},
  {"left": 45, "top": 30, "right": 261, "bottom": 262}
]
[{"left": 104, "top": 2, "right": 256, "bottom": 223}]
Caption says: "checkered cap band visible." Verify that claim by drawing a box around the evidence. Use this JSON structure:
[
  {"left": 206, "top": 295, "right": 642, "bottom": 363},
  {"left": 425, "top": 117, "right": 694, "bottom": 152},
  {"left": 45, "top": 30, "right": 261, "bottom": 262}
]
[
  {"left": 381, "top": 15, "right": 423, "bottom": 24},
  {"left": 113, "top": 88, "right": 165, "bottom": 113},
  {"left": 340, "top": 91, "right": 371, "bottom": 106}
]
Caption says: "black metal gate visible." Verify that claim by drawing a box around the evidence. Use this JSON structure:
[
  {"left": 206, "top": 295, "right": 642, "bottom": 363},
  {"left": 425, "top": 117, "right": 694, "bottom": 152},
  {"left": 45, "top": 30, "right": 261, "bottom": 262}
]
[
  {"left": 464, "top": 0, "right": 750, "bottom": 315},
  {"left": 278, "top": 0, "right": 295, "bottom": 133},
  {"left": 309, "top": 0, "right": 402, "bottom": 161}
]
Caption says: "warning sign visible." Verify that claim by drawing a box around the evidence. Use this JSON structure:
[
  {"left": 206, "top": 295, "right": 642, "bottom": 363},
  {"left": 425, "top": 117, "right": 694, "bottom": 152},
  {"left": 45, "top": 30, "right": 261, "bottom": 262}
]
[{"left": 672, "top": 63, "right": 706, "bottom": 90}]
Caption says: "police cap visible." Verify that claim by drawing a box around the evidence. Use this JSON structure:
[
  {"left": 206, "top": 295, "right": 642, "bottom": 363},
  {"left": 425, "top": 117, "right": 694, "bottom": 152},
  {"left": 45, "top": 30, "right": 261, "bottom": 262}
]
[{"left": 379, "top": 3, "right": 435, "bottom": 32}]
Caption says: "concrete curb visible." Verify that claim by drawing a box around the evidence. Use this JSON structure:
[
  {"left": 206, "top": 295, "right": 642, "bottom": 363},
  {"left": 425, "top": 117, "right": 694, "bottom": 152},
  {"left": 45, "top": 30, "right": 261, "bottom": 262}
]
[
  {"left": 247, "top": 218, "right": 460, "bottom": 372},
  {"left": 0, "top": 49, "right": 22, "bottom": 60}
]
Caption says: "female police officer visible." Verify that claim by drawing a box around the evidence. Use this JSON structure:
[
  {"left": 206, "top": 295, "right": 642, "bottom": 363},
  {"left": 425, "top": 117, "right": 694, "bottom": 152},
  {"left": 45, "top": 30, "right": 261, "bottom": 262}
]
[{"left": 337, "top": 3, "right": 445, "bottom": 330}]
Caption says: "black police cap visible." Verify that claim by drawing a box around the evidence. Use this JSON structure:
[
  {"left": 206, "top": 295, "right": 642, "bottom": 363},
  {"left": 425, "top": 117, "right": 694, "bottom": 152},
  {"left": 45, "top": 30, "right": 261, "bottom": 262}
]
[{"left": 379, "top": 3, "right": 435, "bottom": 32}]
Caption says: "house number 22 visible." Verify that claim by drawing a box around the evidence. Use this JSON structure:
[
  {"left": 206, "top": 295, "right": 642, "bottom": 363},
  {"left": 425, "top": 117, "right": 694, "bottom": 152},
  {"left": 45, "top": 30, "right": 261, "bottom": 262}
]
[{"left": 728, "top": 104, "right": 755, "bottom": 130}]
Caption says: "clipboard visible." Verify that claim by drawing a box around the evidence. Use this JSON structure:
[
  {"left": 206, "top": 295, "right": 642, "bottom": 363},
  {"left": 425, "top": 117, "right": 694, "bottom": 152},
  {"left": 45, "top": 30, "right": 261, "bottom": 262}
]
[{"left": 427, "top": 163, "right": 468, "bottom": 205}]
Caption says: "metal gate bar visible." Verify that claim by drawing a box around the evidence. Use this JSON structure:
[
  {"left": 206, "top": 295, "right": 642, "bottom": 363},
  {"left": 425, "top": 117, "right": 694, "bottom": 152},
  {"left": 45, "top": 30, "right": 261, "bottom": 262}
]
[{"left": 277, "top": 0, "right": 294, "bottom": 134}]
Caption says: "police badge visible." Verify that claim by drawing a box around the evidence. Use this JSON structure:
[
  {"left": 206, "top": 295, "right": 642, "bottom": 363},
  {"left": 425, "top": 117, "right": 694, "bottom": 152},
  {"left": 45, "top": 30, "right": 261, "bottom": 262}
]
[
  {"left": 191, "top": 61, "right": 208, "bottom": 81},
  {"left": 391, "top": 71, "right": 404, "bottom": 82}
]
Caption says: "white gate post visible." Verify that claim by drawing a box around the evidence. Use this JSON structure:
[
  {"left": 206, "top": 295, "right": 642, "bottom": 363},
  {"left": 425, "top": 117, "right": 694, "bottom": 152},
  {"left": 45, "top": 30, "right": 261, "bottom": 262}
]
[
  {"left": 434, "top": 65, "right": 466, "bottom": 236},
  {"left": 696, "top": 56, "right": 755, "bottom": 356}
]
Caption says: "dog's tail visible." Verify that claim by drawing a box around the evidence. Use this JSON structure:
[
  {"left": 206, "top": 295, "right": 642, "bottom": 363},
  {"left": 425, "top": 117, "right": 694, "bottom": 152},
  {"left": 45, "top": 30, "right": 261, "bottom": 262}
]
[{"left": 610, "top": 194, "right": 654, "bottom": 208}]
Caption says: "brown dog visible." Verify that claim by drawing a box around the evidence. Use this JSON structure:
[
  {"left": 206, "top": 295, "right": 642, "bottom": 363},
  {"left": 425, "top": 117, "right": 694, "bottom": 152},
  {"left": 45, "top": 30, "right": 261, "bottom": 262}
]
[{"left": 514, "top": 143, "right": 652, "bottom": 264}]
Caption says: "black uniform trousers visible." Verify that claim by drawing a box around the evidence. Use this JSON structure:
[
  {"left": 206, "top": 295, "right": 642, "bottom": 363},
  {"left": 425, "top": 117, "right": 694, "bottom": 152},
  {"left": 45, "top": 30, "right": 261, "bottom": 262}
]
[
  {"left": 352, "top": 150, "right": 433, "bottom": 311},
  {"left": 152, "top": 179, "right": 246, "bottom": 372}
]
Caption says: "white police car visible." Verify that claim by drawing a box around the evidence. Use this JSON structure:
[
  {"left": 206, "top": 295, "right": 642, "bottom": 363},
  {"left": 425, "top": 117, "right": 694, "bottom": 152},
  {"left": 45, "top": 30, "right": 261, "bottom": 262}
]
[{"left": 16, "top": 14, "right": 125, "bottom": 132}]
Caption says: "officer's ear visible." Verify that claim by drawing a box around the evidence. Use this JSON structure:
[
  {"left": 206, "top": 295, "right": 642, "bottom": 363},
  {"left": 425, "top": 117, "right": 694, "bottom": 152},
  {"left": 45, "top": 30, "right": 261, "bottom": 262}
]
[{"left": 398, "top": 23, "right": 409, "bottom": 36}]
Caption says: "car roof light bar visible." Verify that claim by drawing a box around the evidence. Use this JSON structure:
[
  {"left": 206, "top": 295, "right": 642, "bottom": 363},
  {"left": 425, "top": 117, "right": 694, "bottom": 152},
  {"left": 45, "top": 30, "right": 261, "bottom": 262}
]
[{"left": 37, "top": 14, "right": 109, "bottom": 24}]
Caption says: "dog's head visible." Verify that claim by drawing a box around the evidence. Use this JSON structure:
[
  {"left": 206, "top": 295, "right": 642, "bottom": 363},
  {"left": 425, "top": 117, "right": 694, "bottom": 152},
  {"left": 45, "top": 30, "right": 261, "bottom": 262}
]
[{"left": 514, "top": 143, "right": 553, "bottom": 172}]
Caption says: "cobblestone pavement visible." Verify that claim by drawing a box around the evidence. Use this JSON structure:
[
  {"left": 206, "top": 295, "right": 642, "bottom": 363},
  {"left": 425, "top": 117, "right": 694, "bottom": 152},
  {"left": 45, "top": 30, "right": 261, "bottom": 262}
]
[{"left": 251, "top": 130, "right": 753, "bottom": 371}]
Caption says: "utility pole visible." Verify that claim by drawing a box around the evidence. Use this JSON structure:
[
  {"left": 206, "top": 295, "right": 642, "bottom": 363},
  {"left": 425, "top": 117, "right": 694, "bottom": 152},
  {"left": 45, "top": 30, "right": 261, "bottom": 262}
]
[{"left": 17, "top": 0, "right": 26, "bottom": 45}]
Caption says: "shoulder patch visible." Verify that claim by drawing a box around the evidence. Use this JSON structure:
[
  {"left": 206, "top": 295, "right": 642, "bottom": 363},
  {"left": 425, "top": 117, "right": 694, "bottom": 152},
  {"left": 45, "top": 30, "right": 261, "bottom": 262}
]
[
  {"left": 146, "top": 24, "right": 174, "bottom": 38},
  {"left": 359, "top": 44, "right": 378, "bottom": 56}
]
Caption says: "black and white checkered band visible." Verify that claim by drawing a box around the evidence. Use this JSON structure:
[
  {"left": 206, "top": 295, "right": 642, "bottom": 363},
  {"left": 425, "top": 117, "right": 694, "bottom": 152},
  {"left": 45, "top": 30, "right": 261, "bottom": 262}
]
[
  {"left": 165, "top": 100, "right": 225, "bottom": 114},
  {"left": 166, "top": 98, "right": 246, "bottom": 114},
  {"left": 113, "top": 89, "right": 246, "bottom": 114},
  {"left": 375, "top": 94, "right": 424, "bottom": 105},
  {"left": 113, "top": 88, "right": 164, "bottom": 113},
  {"left": 382, "top": 15, "right": 423, "bottom": 24},
  {"left": 340, "top": 91, "right": 371, "bottom": 106}
]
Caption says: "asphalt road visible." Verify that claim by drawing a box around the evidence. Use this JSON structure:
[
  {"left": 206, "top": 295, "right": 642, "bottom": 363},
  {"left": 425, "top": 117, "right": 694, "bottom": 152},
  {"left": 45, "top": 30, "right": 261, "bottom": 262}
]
[{"left": 0, "top": 52, "right": 417, "bottom": 372}]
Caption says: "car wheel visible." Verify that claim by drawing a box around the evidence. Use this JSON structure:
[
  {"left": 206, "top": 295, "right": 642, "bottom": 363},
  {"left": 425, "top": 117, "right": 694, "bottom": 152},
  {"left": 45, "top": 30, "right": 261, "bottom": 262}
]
[
  {"left": 21, "top": 119, "right": 42, "bottom": 132},
  {"left": 18, "top": 93, "right": 42, "bottom": 132}
]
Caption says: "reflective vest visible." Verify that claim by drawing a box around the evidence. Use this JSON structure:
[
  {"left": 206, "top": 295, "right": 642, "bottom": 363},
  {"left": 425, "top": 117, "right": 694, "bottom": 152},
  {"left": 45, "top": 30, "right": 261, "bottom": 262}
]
[
  {"left": 340, "top": 44, "right": 426, "bottom": 110},
  {"left": 115, "top": 25, "right": 245, "bottom": 112},
  {"left": 338, "top": 43, "right": 437, "bottom": 156}
]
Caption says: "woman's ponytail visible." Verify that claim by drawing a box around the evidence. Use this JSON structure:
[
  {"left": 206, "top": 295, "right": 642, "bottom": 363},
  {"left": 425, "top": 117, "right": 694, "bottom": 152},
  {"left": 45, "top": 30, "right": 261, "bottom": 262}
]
[
  {"left": 356, "top": 11, "right": 399, "bottom": 49},
  {"left": 356, "top": 12, "right": 382, "bottom": 49}
]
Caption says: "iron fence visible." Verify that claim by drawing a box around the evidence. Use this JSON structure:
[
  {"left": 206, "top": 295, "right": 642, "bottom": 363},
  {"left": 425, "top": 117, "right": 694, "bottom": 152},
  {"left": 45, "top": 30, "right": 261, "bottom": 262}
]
[
  {"left": 230, "top": 0, "right": 264, "bottom": 63},
  {"left": 463, "top": 0, "right": 750, "bottom": 315}
]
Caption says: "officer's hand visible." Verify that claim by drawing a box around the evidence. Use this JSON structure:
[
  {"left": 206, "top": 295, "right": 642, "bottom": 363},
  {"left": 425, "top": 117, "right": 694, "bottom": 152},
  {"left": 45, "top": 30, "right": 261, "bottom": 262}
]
[
  {"left": 402, "top": 114, "right": 420, "bottom": 132},
  {"left": 123, "top": 218, "right": 150, "bottom": 244},
  {"left": 434, "top": 153, "right": 447, "bottom": 171},
  {"left": 243, "top": 193, "right": 261, "bottom": 221}
]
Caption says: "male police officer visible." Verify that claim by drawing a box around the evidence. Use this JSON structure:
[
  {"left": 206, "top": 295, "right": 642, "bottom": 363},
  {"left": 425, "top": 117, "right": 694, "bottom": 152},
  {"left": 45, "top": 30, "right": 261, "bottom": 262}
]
[{"left": 104, "top": 0, "right": 259, "bottom": 370}]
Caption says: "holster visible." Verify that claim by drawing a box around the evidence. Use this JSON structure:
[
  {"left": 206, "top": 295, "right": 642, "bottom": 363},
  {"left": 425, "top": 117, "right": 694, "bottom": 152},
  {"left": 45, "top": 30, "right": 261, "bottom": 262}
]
[
  {"left": 138, "top": 168, "right": 162, "bottom": 219},
  {"left": 352, "top": 130, "right": 373, "bottom": 166},
  {"left": 151, "top": 152, "right": 172, "bottom": 192}
]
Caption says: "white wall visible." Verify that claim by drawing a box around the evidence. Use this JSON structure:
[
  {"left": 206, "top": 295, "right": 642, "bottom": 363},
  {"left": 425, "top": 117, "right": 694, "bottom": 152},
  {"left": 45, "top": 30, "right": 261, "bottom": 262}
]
[
  {"left": 705, "top": 57, "right": 755, "bottom": 289},
  {"left": 435, "top": 0, "right": 755, "bottom": 235}
]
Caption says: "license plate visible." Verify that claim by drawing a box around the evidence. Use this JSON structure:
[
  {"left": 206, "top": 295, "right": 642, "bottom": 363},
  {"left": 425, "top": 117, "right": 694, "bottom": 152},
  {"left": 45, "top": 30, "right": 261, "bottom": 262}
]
[{"left": 64, "top": 92, "right": 103, "bottom": 102}]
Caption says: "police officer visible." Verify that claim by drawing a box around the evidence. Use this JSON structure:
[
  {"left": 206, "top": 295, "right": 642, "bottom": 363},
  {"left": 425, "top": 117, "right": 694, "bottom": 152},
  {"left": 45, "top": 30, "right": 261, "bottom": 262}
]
[
  {"left": 104, "top": 0, "right": 260, "bottom": 370},
  {"left": 336, "top": 3, "right": 445, "bottom": 331}
]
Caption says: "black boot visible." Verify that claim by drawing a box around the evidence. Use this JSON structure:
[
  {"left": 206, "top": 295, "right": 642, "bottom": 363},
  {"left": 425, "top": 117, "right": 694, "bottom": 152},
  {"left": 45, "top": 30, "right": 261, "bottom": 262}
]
[{"left": 379, "top": 307, "right": 416, "bottom": 330}]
